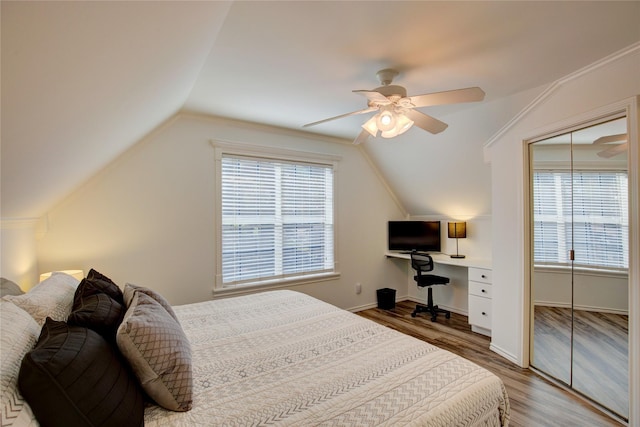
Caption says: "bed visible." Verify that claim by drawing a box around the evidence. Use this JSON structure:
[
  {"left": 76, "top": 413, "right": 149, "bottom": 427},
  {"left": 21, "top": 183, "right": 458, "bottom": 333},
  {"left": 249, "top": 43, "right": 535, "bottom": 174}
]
[{"left": 2, "top": 272, "right": 510, "bottom": 426}]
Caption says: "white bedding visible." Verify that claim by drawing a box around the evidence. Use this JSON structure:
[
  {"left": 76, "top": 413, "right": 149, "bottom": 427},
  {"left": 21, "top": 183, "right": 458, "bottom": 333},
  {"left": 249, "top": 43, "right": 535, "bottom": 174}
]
[{"left": 144, "top": 290, "right": 510, "bottom": 426}]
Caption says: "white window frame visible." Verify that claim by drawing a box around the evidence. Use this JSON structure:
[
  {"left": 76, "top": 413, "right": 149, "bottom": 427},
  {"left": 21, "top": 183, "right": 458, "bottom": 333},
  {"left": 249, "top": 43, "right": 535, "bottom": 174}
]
[{"left": 212, "top": 140, "right": 340, "bottom": 295}]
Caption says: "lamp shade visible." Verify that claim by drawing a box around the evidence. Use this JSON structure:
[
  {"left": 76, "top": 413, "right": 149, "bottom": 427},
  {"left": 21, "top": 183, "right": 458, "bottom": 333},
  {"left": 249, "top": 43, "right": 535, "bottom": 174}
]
[
  {"left": 448, "top": 222, "right": 467, "bottom": 239},
  {"left": 362, "top": 115, "right": 379, "bottom": 136},
  {"left": 39, "top": 270, "right": 84, "bottom": 282}
]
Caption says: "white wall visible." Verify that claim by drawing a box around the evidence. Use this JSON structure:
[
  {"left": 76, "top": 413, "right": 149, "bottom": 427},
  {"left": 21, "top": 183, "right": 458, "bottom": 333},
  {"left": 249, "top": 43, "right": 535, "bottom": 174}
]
[
  {"left": 485, "top": 45, "right": 640, "bottom": 367},
  {"left": 35, "top": 114, "right": 408, "bottom": 309},
  {"left": 0, "top": 219, "right": 39, "bottom": 290}
]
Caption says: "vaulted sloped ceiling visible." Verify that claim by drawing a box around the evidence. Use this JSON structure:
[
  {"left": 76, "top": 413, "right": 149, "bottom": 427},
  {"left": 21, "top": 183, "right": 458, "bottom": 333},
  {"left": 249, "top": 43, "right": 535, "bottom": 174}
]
[
  {"left": 2, "top": 1, "right": 639, "bottom": 219},
  {"left": 1, "top": 1, "right": 232, "bottom": 219}
]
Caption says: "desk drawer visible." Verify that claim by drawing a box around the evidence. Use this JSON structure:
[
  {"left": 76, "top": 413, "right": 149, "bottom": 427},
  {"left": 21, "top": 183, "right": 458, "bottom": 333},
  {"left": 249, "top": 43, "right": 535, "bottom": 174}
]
[
  {"left": 468, "top": 268, "right": 492, "bottom": 284},
  {"left": 469, "top": 295, "right": 492, "bottom": 330},
  {"left": 469, "top": 281, "right": 492, "bottom": 298}
]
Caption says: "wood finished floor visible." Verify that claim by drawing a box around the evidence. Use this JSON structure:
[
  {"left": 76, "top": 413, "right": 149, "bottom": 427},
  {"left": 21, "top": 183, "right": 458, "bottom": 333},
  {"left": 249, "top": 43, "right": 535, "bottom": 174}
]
[{"left": 356, "top": 301, "right": 624, "bottom": 427}]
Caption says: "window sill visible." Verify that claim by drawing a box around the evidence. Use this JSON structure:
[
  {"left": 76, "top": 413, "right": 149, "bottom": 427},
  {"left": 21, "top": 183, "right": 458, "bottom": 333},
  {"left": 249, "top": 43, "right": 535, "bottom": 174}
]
[
  {"left": 533, "top": 264, "right": 628, "bottom": 278},
  {"left": 212, "top": 272, "right": 341, "bottom": 298}
]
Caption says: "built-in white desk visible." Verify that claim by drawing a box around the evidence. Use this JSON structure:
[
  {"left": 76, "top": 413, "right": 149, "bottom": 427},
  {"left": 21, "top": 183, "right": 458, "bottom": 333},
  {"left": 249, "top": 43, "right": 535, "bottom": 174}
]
[
  {"left": 385, "top": 251, "right": 491, "bottom": 269},
  {"left": 385, "top": 251, "right": 493, "bottom": 336}
]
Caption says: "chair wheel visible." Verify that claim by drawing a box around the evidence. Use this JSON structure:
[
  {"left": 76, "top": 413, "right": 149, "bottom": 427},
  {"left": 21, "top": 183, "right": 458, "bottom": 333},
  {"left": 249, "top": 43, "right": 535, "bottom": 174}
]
[
  {"left": 431, "top": 316, "right": 437, "bottom": 322},
  {"left": 445, "top": 312, "right": 451, "bottom": 319},
  {"left": 411, "top": 312, "right": 416, "bottom": 318}
]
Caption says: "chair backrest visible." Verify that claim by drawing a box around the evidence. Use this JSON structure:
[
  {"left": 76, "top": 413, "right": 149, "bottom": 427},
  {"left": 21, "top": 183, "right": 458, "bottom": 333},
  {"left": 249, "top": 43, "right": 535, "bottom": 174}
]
[{"left": 410, "top": 251, "right": 434, "bottom": 276}]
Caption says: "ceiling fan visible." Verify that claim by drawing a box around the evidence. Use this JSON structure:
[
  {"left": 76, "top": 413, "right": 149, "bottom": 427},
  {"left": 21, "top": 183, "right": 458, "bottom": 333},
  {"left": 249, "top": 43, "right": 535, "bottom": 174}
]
[
  {"left": 593, "top": 133, "right": 628, "bottom": 158},
  {"left": 303, "top": 68, "right": 485, "bottom": 144}
]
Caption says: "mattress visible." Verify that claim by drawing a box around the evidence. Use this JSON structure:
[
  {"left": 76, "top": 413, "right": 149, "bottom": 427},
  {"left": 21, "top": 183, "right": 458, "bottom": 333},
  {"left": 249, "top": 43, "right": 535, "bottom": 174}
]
[{"left": 144, "top": 290, "right": 510, "bottom": 426}]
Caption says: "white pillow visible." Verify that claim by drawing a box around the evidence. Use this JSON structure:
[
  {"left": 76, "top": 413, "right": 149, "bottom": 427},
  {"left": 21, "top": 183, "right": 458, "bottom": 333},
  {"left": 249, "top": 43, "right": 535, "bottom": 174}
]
[
  {"left": 2, "top": 272, "right": 79, "bottom": 326},
  {"left": 0, "top": 300, "right": 40, "bottom": 427}
]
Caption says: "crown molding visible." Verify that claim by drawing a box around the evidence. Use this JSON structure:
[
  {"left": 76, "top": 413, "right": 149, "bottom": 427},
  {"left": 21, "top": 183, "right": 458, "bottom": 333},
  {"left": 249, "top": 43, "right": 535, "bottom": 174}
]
[
  {"left": 179, "top": 111, "right": 353, "bottom": 146},
  {"left": 0, "top": 218, "right": 39, "bottom": 229}
]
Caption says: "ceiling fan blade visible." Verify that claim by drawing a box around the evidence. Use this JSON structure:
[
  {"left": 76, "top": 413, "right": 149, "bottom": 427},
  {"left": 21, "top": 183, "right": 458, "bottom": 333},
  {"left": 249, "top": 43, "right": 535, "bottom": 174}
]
[
  {"left": 303, "top": 107, "right": 377, "bottom": 128},
  {"left": 408, "top": 87, "right": 485, "bottom": 108},
  {"left": 597, "top": 142, "right": 628, "bottom": 158},
  {"left": 403, "top": 109, "right": 448, "bottom": 134},
  {"left": 593, "top": 133, "right": 627, "bottom": 145},
  {"left": 353, "top": 90, "right": 391, "bottom": 105},
  {"left": 353, "top": 129, "right": 371, "bottom": 145}
]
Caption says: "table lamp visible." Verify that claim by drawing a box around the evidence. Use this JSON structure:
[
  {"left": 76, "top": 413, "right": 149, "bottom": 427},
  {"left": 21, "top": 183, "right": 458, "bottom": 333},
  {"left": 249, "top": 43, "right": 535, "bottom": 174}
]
[
  {"left": 448, "top": 222, "right": 466, "bottom": 259},
  {"left": 39, "top": 270, "right": 85, "bottom": 282}
]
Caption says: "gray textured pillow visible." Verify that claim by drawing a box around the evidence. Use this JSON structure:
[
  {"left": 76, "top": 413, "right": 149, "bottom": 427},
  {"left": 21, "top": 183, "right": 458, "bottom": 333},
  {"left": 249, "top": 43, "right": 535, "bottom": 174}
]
[
  {"left": 116, "top": 291, "right": 192, "bottom": 412},
  {"left": 0, "top": 278, "right": 24, "bottom": 297},
  {"left": 123, "top": 283, "right": 178, "bottom": 322}
]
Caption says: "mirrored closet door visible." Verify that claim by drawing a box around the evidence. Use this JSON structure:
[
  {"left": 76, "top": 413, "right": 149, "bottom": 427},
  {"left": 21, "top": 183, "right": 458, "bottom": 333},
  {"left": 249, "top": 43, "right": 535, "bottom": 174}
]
[{"left": 529, "top": 116, "right": 629, "bottom": 421}]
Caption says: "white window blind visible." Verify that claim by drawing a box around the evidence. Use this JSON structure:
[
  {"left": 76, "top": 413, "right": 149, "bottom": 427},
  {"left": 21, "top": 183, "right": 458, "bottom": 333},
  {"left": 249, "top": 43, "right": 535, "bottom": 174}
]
[
  {"left": 221, "top": 154, "right": 334, "bottom": 287},
  {"left": 533, "top": 170, "right": 628, "bottom": 269}
]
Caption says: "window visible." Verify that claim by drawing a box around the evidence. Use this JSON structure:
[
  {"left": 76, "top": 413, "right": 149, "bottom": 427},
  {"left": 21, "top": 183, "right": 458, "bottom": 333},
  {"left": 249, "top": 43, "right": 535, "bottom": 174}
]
[
  {"left": 217, "top": 150, "right": 336, "bottom": 289},
  {"left": 533, "top": 170, "right": 628, "bottom": 269}
]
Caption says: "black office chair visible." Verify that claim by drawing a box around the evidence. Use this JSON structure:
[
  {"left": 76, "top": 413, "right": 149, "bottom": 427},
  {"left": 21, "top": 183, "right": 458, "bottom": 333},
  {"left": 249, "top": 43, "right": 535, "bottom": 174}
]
[{"left": 410, "top": 251, "right": 451, "bottom": 322}]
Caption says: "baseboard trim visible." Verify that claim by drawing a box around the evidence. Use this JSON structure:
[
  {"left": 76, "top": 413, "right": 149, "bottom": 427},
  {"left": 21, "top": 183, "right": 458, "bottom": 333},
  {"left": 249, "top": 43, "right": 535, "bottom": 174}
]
[
  {"left": 534, "top": 301, "right": 628, "bottom": 315},
  {"left": 489, "top": 343, "right": 521, "bottom": 366},
  {"left": 348, "top": 295, "right": 410, "bottom": 313},
  {"left": 348, "top": 302, "right": 381, "bottom": 313}
]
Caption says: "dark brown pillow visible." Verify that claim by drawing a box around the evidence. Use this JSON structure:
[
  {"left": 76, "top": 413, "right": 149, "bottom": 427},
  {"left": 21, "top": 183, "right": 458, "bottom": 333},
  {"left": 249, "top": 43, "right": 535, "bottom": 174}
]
[
  {"left": 87, "top": 268, "right": 118, "bottom": 287},
  {"left": 18, "top": 318, "right": 144, "bottom": 427},
  {"left": 68, "top": 292, "right": 124, "bottom": 341},
  {"left": 73, "top": 269, "right": 124, "bottom": 306}
]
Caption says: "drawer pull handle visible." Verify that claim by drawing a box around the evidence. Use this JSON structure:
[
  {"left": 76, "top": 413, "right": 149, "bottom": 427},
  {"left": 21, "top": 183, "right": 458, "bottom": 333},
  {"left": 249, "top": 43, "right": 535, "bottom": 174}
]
[
  {"left": 481, "top": 275, "right": 487, "bottom": 279},
  {"left": 482, "top": 312, "right": 487, "bottom": 316},
  {"left": 481, "top": 289, "right": 486, "bottom": 293}
]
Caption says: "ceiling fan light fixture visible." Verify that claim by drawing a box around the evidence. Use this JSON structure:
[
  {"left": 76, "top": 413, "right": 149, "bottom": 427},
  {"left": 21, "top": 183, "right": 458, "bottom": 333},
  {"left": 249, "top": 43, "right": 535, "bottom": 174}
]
[
  {"left": 380, "top": 129, "right": 398, "bottom": 139},
  {"left": 304, "top": 68, "right": 486, "bottom": 140},
  {"left": 395, "top": 113, "right": 414, "bottom": 135},
  {"left": 380, "top": 113, "right": 414, "bottom": 138},
  {"left": 362, "top": 115, "right": 379, "bottom": 137},
  {"left": 376, "top": 108, "right": 396, "bottom": 132}
]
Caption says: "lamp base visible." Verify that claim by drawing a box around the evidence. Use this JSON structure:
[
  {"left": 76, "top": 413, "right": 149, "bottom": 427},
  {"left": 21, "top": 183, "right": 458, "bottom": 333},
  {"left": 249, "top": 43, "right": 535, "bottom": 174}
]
[{"left": 450, "top": 254, "right": 466, "bottom": 259}]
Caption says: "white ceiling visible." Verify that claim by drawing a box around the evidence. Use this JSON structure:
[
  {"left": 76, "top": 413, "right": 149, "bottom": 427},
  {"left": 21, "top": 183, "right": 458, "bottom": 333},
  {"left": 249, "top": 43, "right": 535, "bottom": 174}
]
[{"left": 2, "top": 1, "right": 639, "bottom": 219}]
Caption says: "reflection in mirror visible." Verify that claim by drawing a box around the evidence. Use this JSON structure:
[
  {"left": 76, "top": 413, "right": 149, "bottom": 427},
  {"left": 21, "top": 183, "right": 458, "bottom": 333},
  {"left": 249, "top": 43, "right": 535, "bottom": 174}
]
[{"left": 530, "top": 117, "right": 629, "bottom": 421}]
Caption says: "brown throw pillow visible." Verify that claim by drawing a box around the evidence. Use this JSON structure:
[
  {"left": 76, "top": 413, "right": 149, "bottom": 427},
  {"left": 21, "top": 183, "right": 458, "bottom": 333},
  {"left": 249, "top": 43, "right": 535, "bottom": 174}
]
[
  {"left": 74, "top": 269, "right": 124, "bottom": 306},
  {"left": 19, "top": 318, "right": 144, "bottom": 427},
  {"left": 68, "top": 292, "right": 125, "bottom": 341},
  {"left": 116, "top": 291, "right": 192, "bottom": 411}
]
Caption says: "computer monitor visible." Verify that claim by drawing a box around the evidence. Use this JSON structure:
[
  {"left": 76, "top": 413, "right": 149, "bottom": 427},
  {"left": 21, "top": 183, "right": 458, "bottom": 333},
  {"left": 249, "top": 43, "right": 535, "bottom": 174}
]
[{"left": 388, "top": 221, "right": 441, "bottom": 252}]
